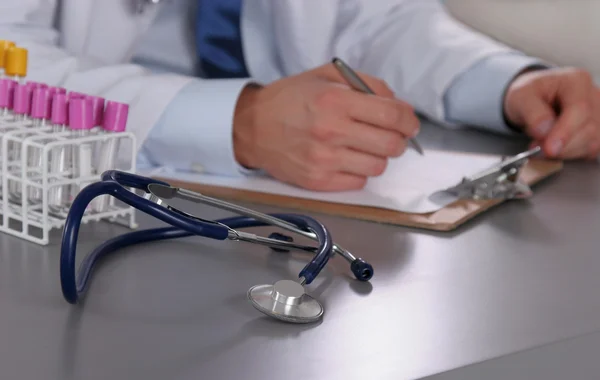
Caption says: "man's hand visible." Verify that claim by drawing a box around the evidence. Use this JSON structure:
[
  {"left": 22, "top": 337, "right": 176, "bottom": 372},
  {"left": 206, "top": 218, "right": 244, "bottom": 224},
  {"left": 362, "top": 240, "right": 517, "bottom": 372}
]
[
  {"left": 504, "top": 67, "right": 600, "bottom": 160},
  {"left": 232, "top": 63, "right": 420, "bottom": 191}
]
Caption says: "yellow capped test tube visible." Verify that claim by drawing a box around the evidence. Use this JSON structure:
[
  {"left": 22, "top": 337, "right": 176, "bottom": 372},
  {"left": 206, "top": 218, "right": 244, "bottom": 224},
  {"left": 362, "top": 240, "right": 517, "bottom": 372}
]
[
  {"left": 5, "top": 45, "right": 28, "bottom": 82},
  {"left": 0, "top": 40, "right": 15, "bottom": 75}
]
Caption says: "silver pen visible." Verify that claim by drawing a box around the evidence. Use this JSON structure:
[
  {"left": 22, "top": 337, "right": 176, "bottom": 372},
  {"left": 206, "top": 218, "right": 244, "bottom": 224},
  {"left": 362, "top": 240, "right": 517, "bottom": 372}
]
[{"left": 331, "top": 57, "right": 424, "bottom": 156}]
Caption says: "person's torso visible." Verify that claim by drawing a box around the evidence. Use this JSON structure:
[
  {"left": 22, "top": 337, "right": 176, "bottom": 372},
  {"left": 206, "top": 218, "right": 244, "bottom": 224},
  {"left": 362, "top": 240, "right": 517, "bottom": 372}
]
[
  {"left": 52, "top": 0, "right": 368, "bottom": 83},
  {"left": 131, "top": 0, "right": 199, "bottom": 76}
]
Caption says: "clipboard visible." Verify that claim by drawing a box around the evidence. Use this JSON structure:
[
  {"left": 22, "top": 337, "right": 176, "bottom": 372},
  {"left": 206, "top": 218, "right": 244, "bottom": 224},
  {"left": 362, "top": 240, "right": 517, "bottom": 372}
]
[{"left": 155, "top": 148, "right": 563, "bottom": 232}]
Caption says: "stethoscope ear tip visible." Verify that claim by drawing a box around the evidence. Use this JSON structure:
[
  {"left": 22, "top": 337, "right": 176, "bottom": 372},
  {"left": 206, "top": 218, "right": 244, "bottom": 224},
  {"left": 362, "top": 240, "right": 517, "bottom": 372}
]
[
  {"left": 351, "top": 258, "right": 374, "bottom": 281},
  {"left": 247, "top": 279, "right": 323, "bottom": 324}
]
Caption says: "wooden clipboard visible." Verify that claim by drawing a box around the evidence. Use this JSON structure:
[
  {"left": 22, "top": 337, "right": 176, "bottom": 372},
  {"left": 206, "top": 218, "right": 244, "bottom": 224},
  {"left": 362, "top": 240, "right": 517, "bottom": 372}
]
[{"left": 156, "top": 158, "right": 563, "bottom": 232}]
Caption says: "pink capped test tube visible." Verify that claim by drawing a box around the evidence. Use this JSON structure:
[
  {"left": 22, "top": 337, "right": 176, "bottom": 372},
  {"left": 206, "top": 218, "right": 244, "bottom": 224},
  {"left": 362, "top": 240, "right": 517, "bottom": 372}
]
[
  {"left": 88, "top": 95, "right": 105, "bottom": 129},
  {"left": 48, "top": 93, "right": 71, "bottom": 212},
  {"left": 0, "top": 78, "right": 16, "bottom": 119},
  {"left": 69, "top": 97, "right": 95, "bottom": 200},
  {"left": 24, "top": 87, "right": 54, "bottom": 202},
  {"left": 12, "top": 83, "right": 33, "bottom": 124},
  {"left": 7, "top": 84, "right": 35, "bottom": 202},
  {"left": 93, "top": 101, "right": 128, "bottom": 212},
  {"left": 51, "top": 93, "right": 68, "bottom": 131},
  {"left": 30, "top": 87, "right": 51, "bottom": 126}
]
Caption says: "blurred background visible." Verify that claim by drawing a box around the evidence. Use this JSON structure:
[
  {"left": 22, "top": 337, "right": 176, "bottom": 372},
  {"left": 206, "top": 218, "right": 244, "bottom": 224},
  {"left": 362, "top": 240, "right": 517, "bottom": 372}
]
[{"left": 444, "top": 0, "right": 600, "bottom": 83}]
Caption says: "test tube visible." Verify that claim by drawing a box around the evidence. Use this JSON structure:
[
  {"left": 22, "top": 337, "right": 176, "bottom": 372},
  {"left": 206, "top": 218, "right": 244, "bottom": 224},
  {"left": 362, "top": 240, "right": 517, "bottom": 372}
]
[
  {"left": 0, "top": 77, "right": 16, "bottom": 194},
  {"left": 0, "top": 79, "right": 18, "bottom": 191},
  {"left": 30, "top": 87, "right": 51, "bottom": 127},
  {"left": 50, "top": 93, "right": 68, "bottom": 134},
  {"left": 0, "top": 40, "right": 15, "bottom": 78},
  {"left": 27, "top": 87, "right": 52, "bottom": 202},
  {"left": 46, "top": 86, "right": 67, "bottom": 118},
  {"left": 4, "top": 46, "right": 28, "bottom": 83},
  {"left": 48, "top": 93, "right": 70, "bottom": 212},
  {"left": 69, "top": 97, "right": 95, "bottom": 201},
  {"left": 92, "top": 101, "right": 128, "bottom": 212},
  {"left": 87, "top": 95, "right": 105, "bottom": 169},
  {"left": 88, "top": 95, "right": 104, "bottom": 132},
  {"left": 11, "top": 83, "right": 33, "bottom": 125},
  {"left": 0, "top": 78, "right": 16, "bottom": 120},
  {"left": 7, "top": 84, "right": 34, "bottom": 202}
]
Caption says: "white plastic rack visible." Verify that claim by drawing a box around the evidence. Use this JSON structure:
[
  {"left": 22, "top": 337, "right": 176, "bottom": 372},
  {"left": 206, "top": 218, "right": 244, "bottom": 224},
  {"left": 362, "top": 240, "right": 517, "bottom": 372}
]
[{"left": 0, "top": 112, "right": 138, "bottom": 245}]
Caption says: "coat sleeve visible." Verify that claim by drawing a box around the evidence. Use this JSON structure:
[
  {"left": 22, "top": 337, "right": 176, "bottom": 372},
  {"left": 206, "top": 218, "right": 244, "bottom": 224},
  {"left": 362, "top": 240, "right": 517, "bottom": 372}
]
[
  {"left": 334, "top": 0, "right": 526, "bottom": 124},
  {"left": 253, "top": 0, "right": 526, "bottom": 127}
]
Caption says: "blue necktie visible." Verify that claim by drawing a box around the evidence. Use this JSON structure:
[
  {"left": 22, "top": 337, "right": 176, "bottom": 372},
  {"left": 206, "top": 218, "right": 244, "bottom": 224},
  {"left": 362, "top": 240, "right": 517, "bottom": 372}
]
[{"left": 195, "top": 0, "right": 249, "bottom": 79}]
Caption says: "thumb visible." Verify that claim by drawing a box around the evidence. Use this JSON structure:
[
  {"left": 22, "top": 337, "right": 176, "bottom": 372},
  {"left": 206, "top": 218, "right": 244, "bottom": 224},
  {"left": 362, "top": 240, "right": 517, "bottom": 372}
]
[{"left": 505, "top": 91, "right": 557, "bottom": 141}]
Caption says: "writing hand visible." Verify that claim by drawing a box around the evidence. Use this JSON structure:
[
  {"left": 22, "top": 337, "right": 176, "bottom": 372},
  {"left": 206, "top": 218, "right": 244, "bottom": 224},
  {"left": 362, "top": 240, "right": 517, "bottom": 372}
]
[{"left": 233, "top": 63, "right": 420, "bottom": 191}]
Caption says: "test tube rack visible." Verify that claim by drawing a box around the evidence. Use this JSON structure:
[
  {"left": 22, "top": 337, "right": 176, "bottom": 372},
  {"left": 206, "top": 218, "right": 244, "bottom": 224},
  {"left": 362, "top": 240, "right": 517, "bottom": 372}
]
[
  {"left": 0, "top": 41, "right": 139, "bottom": 245},
  {"left": 0, "top": 125, "right": 138, "bottom": 245}
]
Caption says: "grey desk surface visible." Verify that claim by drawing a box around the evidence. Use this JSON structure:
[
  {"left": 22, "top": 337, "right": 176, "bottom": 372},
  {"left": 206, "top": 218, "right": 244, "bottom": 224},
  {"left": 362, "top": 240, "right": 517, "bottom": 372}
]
[{"left": 1, "top": 121, "right": 599, "bottom": 380}]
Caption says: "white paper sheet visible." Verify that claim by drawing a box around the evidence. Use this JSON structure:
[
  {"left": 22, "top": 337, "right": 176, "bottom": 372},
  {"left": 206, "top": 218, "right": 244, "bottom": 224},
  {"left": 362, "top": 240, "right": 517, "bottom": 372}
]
[{"left": 145, "top": 149, "right": 501, "bottom": 214}]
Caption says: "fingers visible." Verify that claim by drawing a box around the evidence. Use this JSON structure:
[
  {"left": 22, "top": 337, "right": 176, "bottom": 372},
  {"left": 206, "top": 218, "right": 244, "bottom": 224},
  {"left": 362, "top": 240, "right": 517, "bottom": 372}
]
[
  {"left": 587, "top": 139, "right": 600, "bottom": 160},
  {"left": 308, "top": 114, "right": 408, "bottom": 158},
  {"left": 278, "top": 142, "right": 392, "bottom": 191},
  {"left": 503, "top": 70, "right": 560, "bottom": 140},
  {"left": 556, "top": 69, "right": 595, "bottom": 107},
  {"left": 317, "top": 62, "right": 396, "bottom": 98},
  {"left": 559, "top": 84, "right": 600, "bottom": 160},
  {"left": 334, "top": 147, "right": 389, "bottom": 177},
  {"left": 545, "top": 69, "right": 595, "bottom": 157},
  {"left": 312, "top": 86, "right": 420, "bottom": 137},
  {"left": 509, "top": 93, "right": 556, "bottom": 140},
  {"left": 504, "top": 68, "right": 600, "bottom": 159},
  {"left": 302, "top": 142, "right": 387, "bottom": 176},
  {"left": 344, "top": 90, "right": 420, "bottom": 137},
  {"left": 544, "top": 100, "right": 593, "bottom": 157},
  {"left": 340, "top": 120, "right": 408, "bottom": 157},
  {"left": 557, "top": 121, "right": 596, "bottom": 159}
]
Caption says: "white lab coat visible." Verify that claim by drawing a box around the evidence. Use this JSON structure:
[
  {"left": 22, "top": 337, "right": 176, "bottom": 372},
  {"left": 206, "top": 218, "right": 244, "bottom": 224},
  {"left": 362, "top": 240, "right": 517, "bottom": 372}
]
[{"left": 0, "top": 0, "right": 517, "bottom": 168}]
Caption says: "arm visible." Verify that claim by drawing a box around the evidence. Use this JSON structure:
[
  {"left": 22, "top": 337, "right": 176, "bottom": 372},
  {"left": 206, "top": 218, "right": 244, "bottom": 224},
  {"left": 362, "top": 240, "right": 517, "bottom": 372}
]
[
  {"left": 344, "top": 0, "right": 546, "bottom": 132},
  {"left": 441, "top": 0, "right": 600, "bottom": 160},
  {"left": 443, "top": 53, "right": 549, "bottom": 135},
  {"left": 0, "top": 1, "right": 248, "bottom": 177},
  {"left": 137, "top": 78, "right": 252, "bottom": 176},
  {"left": 260, "top": 0, "right": 546, "bottom": 133}
]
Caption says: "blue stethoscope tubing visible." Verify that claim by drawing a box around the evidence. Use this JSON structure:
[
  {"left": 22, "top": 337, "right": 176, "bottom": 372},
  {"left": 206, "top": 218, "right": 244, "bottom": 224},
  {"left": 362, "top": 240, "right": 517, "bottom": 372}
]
[{"left": 60, "top": 170, "right": 373, "bottom": 304}]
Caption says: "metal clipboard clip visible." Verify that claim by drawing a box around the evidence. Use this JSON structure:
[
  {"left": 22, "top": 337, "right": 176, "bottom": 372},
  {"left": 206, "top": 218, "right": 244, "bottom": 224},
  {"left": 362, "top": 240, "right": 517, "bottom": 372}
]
[{"left": 439, "top": 146, "right": 543, "bottom": 200}]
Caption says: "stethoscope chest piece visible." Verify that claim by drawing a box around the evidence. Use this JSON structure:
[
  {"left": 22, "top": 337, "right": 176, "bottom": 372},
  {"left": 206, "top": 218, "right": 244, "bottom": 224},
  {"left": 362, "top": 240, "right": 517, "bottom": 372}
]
[{"left": 248, "top": 280, "right": 323, "bottom": 324}]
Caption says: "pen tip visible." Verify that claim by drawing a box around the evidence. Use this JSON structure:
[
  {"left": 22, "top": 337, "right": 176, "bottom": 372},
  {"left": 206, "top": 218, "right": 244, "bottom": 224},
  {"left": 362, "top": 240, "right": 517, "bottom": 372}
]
[{"left": 410, "top": 139, "right": 425, "bottom": 156}]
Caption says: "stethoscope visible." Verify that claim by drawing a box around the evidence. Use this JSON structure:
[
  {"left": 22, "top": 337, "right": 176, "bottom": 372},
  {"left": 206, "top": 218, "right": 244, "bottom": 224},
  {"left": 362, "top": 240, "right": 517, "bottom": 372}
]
[{"left": 60, "top": 170, "right": 373, "bottom": 323}]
